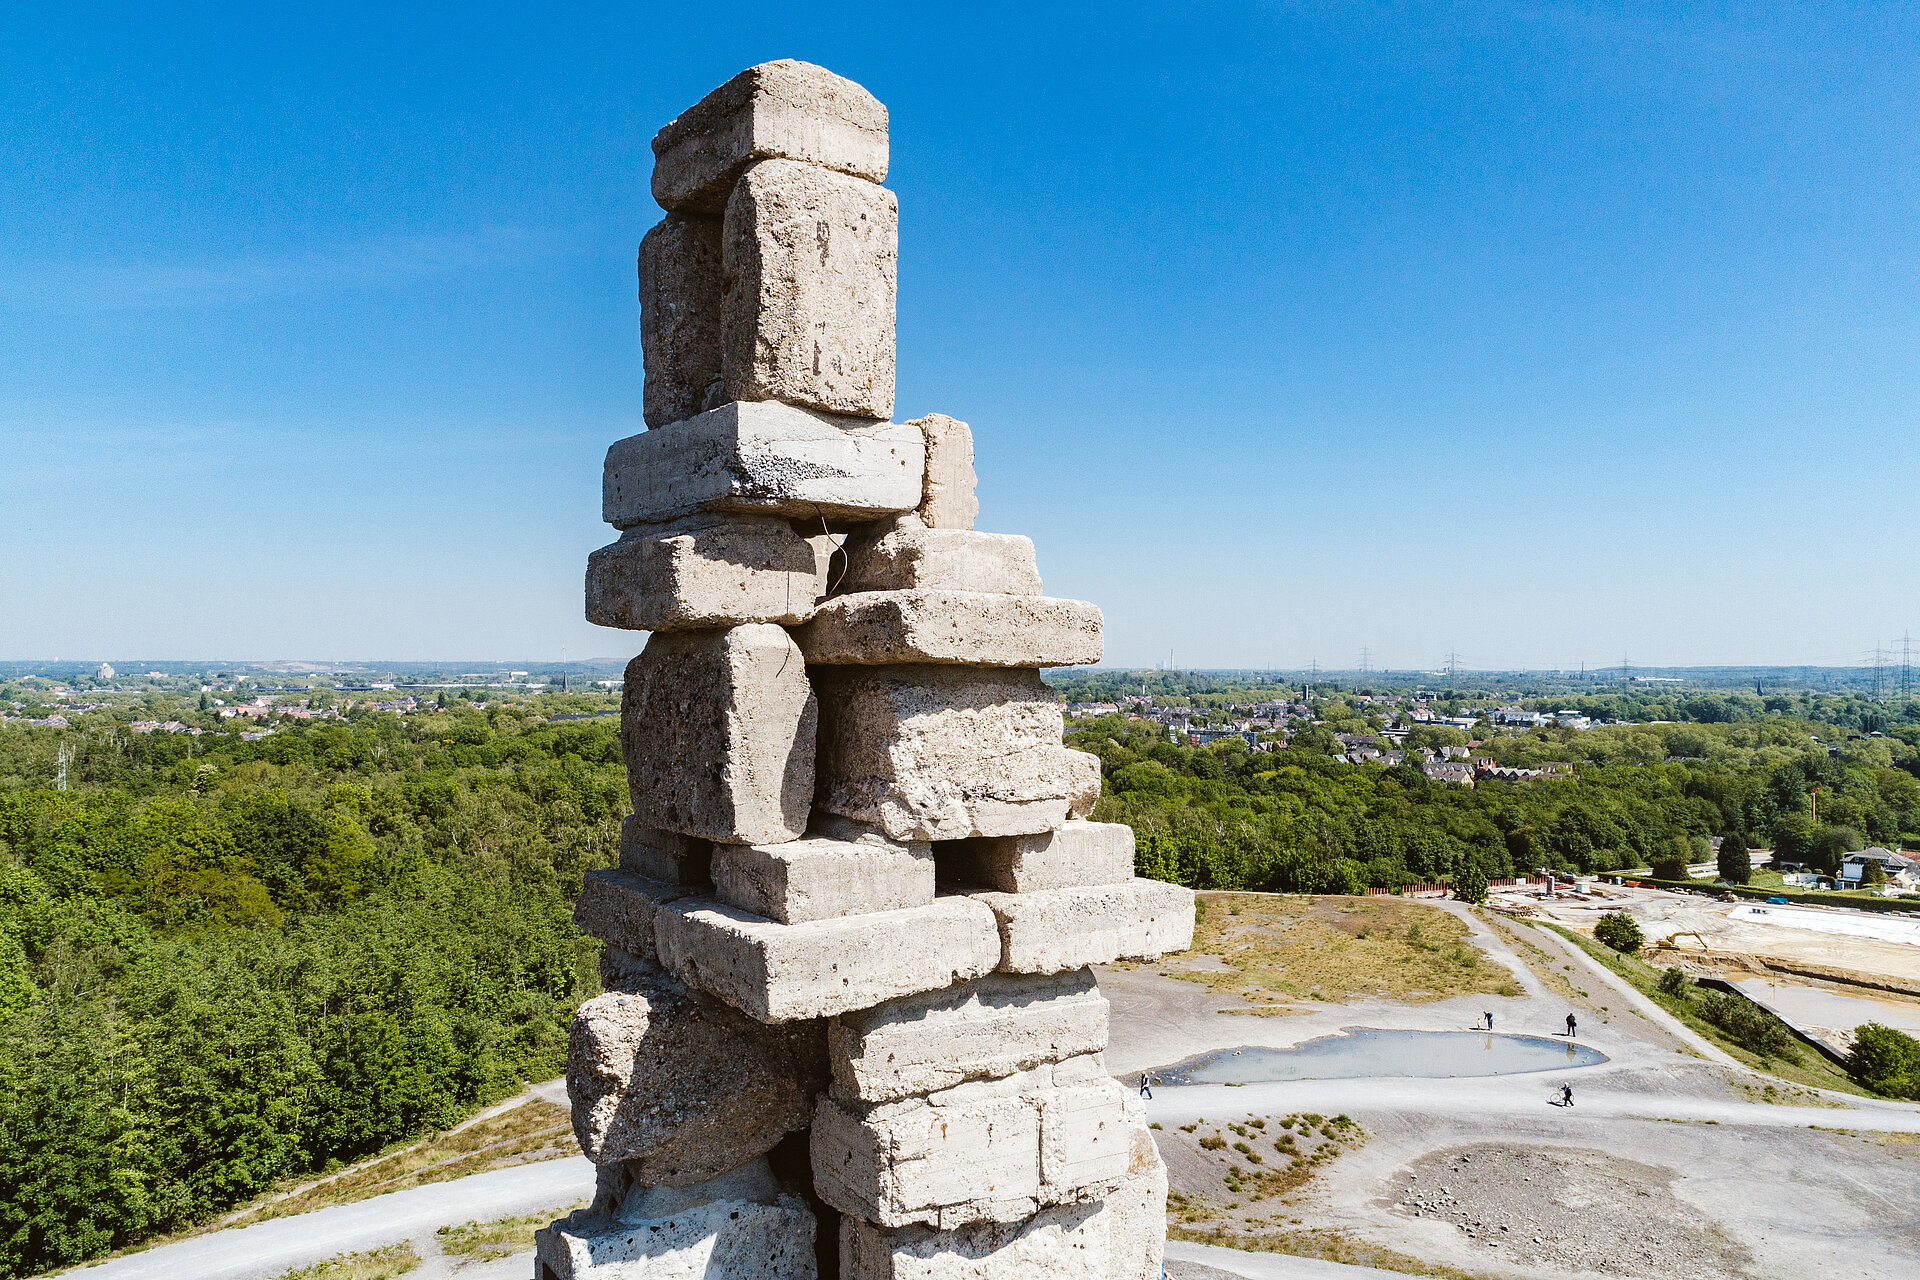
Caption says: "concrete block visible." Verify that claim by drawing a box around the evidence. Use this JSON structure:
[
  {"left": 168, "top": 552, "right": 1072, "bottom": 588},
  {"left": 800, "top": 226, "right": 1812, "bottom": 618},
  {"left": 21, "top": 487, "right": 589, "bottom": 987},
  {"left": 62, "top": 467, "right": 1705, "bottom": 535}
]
[
  {"left": 973, "top": 880, "right": 1196, "bottom": 974},
  {"left": 618, "top": 817, "right": 712, "bottom": 888},
  {"left": 638, "top": 213, "right": 724, "bottom": 428},
  {"left": 946, "top": 821, "right": 1135, "bottom": 894},
  {"left": 795, "top": 590, "right": 1101, "bottom": 668},
  {"left": 586, "top": 515, "right": 821, "bottom": 631},
  {"left": 537, "top": 1189, "right": 816, "bottom": 1280},
  {"left": 711, "top": 834, "right": 933, "bottom": 924},
  {"left": 722, "top": 159, "right": 896, "bottom": 419},
  {"left": 911, "top": 413, "right": 977, "bottom": 530},
  {"left": 1037, "top": 1078, "right": 1136, "bottom": 1199},
  {"left": 622, "top": 624, "right": 816, "bottom": 845},
  {"left": 604, "top": 400, "right": 923, "bottom": 529},
  {"left": 567, "top": 972, "right": 825, "bottom": 1180},
  {"left": 1103, "top": 1151, "right": 1169, "bottom": 1280},
  {"left": 652, "top": 59, "right": 888, "bottom": 215},
  {"left": 1063, "top": 748, "right": 1102, "bottom": 820},
  {"left": 828, "top": 968, "right": 1109, "bottom": 1104},
  {"left": 574, "top": 867, "right": 694, "bottom": 964},
  {"left": 840, "top": 1200, "right": 1109, "bottom": 1280},
  {"left": 812, "top": 666, "right": 1072, "bottom": 841},
  {"left": 654, "top": 895, "right": 1001, "bottom": 1023},
  {"left": 841, "top": 526, "right": 1040, "bottom": 596}
]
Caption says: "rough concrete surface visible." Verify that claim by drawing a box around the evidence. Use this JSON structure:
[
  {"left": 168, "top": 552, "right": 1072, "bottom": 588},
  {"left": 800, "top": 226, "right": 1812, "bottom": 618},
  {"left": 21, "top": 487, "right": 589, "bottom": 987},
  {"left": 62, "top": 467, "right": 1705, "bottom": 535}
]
[
  {"left": 909, "top": 413, "right": 978, "bottom": 530},
  {"left": 840, "top": 1199, "right": 1109, "bottom": 1279},
  {"left": 617, "top": 818, "right": 713, "bottom": 887},
  {"left": 811, "top": 664, "right": 1072, "bottom": 841},
  {"left": 841, "top": 526, "right": 1040, "bottom": 596},
  {"left": 947, "top": 820, "right": 1136, "bottom": 893},
  {"left": 794, "top": 589, "right": 1103, "bottom": 668},
  {"left": 1064, "top": 747, "right": 1102, "bottom": 820},
  {"left": 711, "top": 833, "right": 934, "bottom": 924},
  {"left": 586, "top": 514, "right": 822, "bottom": 630},
  {"left": 652, "top": 59, "right": 888, "bottom": 215},
  {"left": 638, "top": 213, "right": 725, "bottom": 427},
  {"left": 977, "top": 879, "right": 1196, "bottom": 974},
  {"left": 621, "top": 624, "right": 816, "bottom": 845},
  {"left": 603, "top": 400, "right": 923, "bottom": 528},
  {"left": 574, "top": 866, "right": 695, "bottom": 963},
  {"left": 537, "top": 1192, "right": 817, "bottom": 1279},
  {"left": 723, "top": 158, "right": 897, "bottom": 418}
]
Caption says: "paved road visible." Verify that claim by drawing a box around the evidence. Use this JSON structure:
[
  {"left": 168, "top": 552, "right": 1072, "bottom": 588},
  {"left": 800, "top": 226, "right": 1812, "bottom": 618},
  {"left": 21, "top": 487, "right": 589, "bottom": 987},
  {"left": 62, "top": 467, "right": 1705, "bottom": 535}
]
[
  {"left": 1165, "top": 1239, "right": 1405, "bottom": 1278},
  {"left": 69, "top": 1158, "right": 593, "bottom": 1280}
]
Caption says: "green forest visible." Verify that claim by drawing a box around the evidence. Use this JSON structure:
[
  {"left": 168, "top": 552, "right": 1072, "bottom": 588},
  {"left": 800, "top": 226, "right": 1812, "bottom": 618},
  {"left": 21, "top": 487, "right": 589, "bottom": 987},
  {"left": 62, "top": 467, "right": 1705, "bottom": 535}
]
[{"left": 0, "top": 702, "right": 624, "bottom": 1276}]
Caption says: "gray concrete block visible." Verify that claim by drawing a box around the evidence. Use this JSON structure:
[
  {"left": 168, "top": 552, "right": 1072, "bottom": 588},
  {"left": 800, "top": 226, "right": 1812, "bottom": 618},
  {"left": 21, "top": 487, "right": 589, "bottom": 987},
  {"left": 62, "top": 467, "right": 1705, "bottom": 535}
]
[
  {"left": 711, "top": 834, "right": 934, "bottom": 924},
  {"left": 586, "top": 515, "right": 822, "bottom": 631},
  {"left": 840, "top": 1198, "right": 1109, "bottom": 1280},
  {"left": 574, "top": 867, "right": 695, "bottom": 964},
  {"left": 945, "top": 821, "right": 1135, "bottom": 894},
  {"left": 603, "top": 400, "right": 923, "bottom": 528},
  {"left": 622, "top": 624, "right": 816, "bottom": 845},
  {"left": 841, "top": 525, "right": 1041, "bottom": 596},
  {"left": 567, "top": 971, "right": 824, "bottom": 1180},
  {"left": 722, "top": 159, "right": 896, "bottom": 418},
  {"left": 1104, "top": 1152, "right": 1170, "bottom": 1280},
  {"left": 618, "top": 817, "right": 712, "bottom": 888},
  {"left": 652, "top": 59, "right": 888, "bottom": 215},
  {"left": 654, "top": 894, "right": 1001, "bottom": 1023},
  {"left": 911, "top": 413, "right": 977, "bottom": 530},
  {"left": 1037, "top": 1077, "right": 1137, "bottom": 1199},
  {"left": 973, "top": 880, "right": 1196, "bottom": 974},
  {"left": 828, "top": 968, "right": 1110, "bottom": 1103},
  {"left": 537, "top": 1189, "right": 816, "bottom": 1279},
  {"left": 638, "top": 213, "right": 724, "bottom": 428},
  {"left": 1063, "top": 748, "right": 1102, "bottom": 820},
  {"left": 795, "top": 590, "right": 1102, "bottom": 668},
  {"left": 812, "top": 665, "right": 1072, "bottom": 841}
]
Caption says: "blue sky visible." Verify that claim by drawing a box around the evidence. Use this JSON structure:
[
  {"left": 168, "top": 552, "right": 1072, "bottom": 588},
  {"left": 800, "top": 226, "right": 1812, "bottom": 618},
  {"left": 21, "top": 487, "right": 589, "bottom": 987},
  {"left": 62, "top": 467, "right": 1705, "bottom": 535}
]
[{"left": 4, "top": 2, "right": 1916, "bottom": 669}]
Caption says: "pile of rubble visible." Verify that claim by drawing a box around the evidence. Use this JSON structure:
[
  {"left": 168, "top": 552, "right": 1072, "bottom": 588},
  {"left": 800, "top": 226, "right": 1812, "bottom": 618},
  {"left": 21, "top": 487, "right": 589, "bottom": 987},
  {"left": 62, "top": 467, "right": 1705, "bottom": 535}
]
[{"left": 537, "top": 61, "right": 1195, "bottom": 1280}]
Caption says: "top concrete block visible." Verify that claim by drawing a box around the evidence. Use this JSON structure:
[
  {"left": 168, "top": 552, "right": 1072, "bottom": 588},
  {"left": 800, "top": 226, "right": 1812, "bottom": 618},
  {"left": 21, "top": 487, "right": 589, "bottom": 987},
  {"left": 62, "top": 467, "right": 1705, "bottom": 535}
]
[
  {"left": 910, "top": 414, "right": 977, "bottom": 530},
  {"left": 652, "top": 60, "right": 889, "bottom": 215},
  {"left": 603, "top": 400, "right": 924, "bottom": 529}
]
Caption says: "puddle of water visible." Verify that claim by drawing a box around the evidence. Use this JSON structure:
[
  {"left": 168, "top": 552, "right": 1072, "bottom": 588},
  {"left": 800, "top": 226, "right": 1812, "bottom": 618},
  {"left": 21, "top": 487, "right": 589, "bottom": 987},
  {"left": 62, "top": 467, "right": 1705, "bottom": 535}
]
[{"left": 1156, "top": 1028, "right": 1607, "bottom": 1085}]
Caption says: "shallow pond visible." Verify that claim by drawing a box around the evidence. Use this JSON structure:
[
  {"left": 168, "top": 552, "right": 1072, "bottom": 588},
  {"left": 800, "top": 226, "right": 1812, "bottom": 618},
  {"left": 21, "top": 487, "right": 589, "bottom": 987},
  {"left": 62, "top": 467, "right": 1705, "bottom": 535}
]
[{"left": 1155, "top": 1028, "right": 1608, "bottom": 1085}]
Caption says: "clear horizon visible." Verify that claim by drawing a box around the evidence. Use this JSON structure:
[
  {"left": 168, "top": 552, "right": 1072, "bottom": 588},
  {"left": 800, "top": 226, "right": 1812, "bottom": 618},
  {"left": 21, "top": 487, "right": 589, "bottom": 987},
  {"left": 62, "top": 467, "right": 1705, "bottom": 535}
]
[{"left": 4, "top": 5, "right": 1916, "bottom": 668}]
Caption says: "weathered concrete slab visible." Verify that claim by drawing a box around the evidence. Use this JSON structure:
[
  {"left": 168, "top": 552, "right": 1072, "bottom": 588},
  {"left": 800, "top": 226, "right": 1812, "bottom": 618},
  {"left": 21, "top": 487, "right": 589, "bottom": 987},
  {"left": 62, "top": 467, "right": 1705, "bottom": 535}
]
[
  {"left": 1104, "top": 1150, "right": 1170, "bottom": 1280},
  {"left": 652, "top": 59, "right": 888, "bottom": 215},
  {"left": 946, "top": 821, "right": 1135, "bottom": 894},
  {"left": 711, "top": 834, "right": 934, "bottom": 924},
  {"left": 603, "top": 400, "right": 923, "bottom": 529},
  {"left": 1063, "top": 748, "right": 1102, "bottom": 820},
  {"left": 574, "top": 867, "right": 695, "bottom": 964},
  {"left": 841, "top": 525, "right": 1039, "bottom": 596},
  {"left": 723, "top": 158, "right": 897, "bottom": 418},
  {"left": 1037, "top": 1077, "right": 1137, "bottom": 1197},
  {"left": 654, "top": 894, "right": 1001, "bottom": 1023},
  {"left": 586, "top": 515, "right": 821, "bottom": 631},
  {"left": 973, "top": 880, "right": 1196, "bottom": 974},
  {"left": 638, "top": 213, "right": 724, "bottom": 428},
  {"left": 567, "top": 972, "right": 824, "bottom": 1180},
  {"left": 795, "top": 590, "right": 1101, "bottom": 668},
  {"left": 828, "top": 968, "right": 1109, "bottom": 1103},
  {"left": 537, "top": 1190, "right": 816, "bottom": 1279},
  {"left": 618, "top": 817, "right": 712, "bottom": 888},
  {"left": 622, "top": 624, "right": 816, "bottom": 845},
  {"left": 840, "top": 1199, "right": 1108, "bottom": 1280},
  {"left": 812, "top": 665, "right": 1072, "bottom": 841},
  {"left": 911, "top": 413, "right": 977, "bottom": 530}
]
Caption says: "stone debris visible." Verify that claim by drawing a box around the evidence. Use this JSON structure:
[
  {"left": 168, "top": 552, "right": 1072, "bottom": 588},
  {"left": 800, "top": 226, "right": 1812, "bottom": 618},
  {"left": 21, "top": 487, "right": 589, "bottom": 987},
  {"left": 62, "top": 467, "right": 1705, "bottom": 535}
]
[{"left": 556, "top": 59, "right": 1193, "bottom": 1278}]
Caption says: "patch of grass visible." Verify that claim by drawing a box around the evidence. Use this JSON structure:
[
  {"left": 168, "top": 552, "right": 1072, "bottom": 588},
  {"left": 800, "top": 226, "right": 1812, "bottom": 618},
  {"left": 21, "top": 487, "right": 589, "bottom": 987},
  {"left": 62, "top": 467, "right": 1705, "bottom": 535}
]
[
  {"left": 437, "top": 1206, "right": 577, "bottom": 1263},
  {"left": 1165, "top": 894, "right": 1522, "bottom": 1009},
  {"left": 1168, "top": 1225, "right": 1497, "bottom": 1280},
  {"left": 1476, "top": 910, "right": 1586, "bottom": 1004},
  {"left": 274, "top": 1243, "right": 420, "bottom": 1280},
  {"left": 1531, "top": 923, "right": 1873, "bottom": 1098},
  {"left": 228, "top": 1100, "right": 574, "bottom": 1228}
]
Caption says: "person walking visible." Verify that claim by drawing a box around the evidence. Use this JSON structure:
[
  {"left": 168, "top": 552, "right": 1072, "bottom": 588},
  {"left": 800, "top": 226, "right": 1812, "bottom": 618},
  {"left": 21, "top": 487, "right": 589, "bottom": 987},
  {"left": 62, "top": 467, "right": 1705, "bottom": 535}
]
[
  {"left": 1138, "top": 1073, "right": 1152, "bottom": 1100},
  {"left": 1561, "top": 1083, "right": 1574, "bottom": 1107},
  {"left": 1484, "top": 1011, "right": 1494, "bottom": 1031},
  {"left": 1565, "top": 1013, "right": 1578, "bottom": 1038}
]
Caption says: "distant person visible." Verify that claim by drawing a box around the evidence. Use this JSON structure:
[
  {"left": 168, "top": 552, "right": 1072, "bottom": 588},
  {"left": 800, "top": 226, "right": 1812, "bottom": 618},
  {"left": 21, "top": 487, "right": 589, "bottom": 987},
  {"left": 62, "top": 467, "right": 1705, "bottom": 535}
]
[
  {"left": 1565, "top": 1013, "right": 1578, "bottom": 1038},
  {"left": 1138, "top": 1074, "right": 1152, "bottom": 1100},
  {"left": 1484, "top": 1011, "right": 1494, "bottom": 1031},
  {"left": 1561, "top": 1083, "right": 1574, "bottom": 1107}
]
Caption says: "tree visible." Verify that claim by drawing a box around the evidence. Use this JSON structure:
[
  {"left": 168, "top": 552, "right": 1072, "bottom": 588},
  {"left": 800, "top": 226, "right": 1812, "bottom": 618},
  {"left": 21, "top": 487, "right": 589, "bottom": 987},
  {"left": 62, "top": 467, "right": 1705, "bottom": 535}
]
[
  {"left": 1452, "top": 864, "right": 1489, "bottom": 905},
  {"left": 1846, "top": 1023, "right": 1919, "bottom": 1099},
  {"left": 1649, "top": 851, "right": 1690, "bottom": 881},
  {"left": 1594, "top": 911, "right": 1644, "bottom": 954},
  {"left": 1809, "top": 824, "right": 1864, "bottom": 874},
  {"left": 1716, "top": 834, "right": 1751, "bottom": 885},
  {"left": 1860, "top": 857, "right": 1887, "bottom": 888}
]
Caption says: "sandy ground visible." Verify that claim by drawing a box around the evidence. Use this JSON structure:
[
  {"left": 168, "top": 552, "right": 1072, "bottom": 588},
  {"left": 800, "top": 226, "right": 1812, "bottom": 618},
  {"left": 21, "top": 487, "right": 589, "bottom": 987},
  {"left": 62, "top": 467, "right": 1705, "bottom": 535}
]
[{"left": 1102, "top": 898, "right": 1920, "bottom": 1280}]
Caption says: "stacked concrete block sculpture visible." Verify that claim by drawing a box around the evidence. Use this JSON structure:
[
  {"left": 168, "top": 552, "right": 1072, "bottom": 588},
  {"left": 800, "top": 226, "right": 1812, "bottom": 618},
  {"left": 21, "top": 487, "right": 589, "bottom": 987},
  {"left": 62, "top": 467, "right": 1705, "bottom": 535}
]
[{"left": 543, "top": 60, "right": 1194, "bottom": 1280}]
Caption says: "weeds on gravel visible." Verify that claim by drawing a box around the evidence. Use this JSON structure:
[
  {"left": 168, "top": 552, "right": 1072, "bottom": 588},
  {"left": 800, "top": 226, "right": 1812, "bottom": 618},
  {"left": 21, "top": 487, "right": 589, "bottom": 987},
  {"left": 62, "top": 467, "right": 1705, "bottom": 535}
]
[
  {"left": 1168, "top": 1224, "right": 1496, "bottom": 1280},
  {"left": 274, "top": 1242, "right": 420, "bottom": 1280},
  {"left": 437, "top": 1206, "right": 577, "bottom": 1263}
]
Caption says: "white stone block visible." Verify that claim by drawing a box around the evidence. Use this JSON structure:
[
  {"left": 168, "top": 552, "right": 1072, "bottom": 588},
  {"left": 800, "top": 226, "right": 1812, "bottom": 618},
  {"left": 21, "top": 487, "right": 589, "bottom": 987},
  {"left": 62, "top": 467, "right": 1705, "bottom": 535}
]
[
  {"left": 654, "top": 895, "right": 1001, "bottom": 1023},
  {"left": 536, "top": 1191, "right": 816, "bottom": 1280},
  {"left": 795, "top": 590, "right": 1102, "bottom": 668},
  {"left": 603, "top": 401, "right": 923, "bottom": 529},
  {"left": 1063, "top": 748, "right": 1101, "bottom": 820},
  {"left": 842, "top": 526, "right": 1040, "bottom": 596},
  {"left": 812, "top": 666, "right": 1072, "bottom": 842},
  {"left": 574, "top": 867, "right": 694, "bottom": 964},
  {"left": 947, "top": 821, "right": 1135, "bottom": 894},
  {"left": 567, "top": 973, "right": 824, "bottom": 1180},
  {"left": 638, "top": 213, "right": 724, "bottom": 428},
  {"left": 1103, "top": 1153, "right": 1170, "bottom": 1280},
  {"left": 840, "top": 1200, "right": 1109, "bottom": 1280},
  {"left": 618, "top": 818, "right": 712, "bottom": 888},
  {"left": 723, "top": 159, "right": 896, "bottom": 419},
  {"left": 652, "top": 59, "right": 888, "bottom": 214},
  {"left": 910, "top": 413, "right": 977, "bottom": 530},
  {"left": 973, "top": 880, "right": 1196, "bottom": 974},
  {"left": 711, "top": 834, "right": 933, "bottom": 924},
  {"left": 586, "top": 516, "right": 821, "bottom": 631},
  {"left": 622, "top": 624, "right": 816, "bottom": 845},
  {"left": 1037, "top": 1078, "right": 1136, "bottom": 1199},
  {"left": 828, "top": 968, "right": 1109, "bottom": 1104}
]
